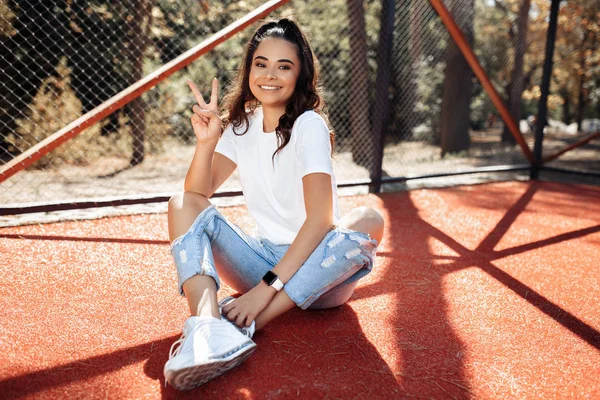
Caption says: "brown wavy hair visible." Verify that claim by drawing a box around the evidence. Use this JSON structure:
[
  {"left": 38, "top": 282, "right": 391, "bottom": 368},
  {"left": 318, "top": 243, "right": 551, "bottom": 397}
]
[{"left": 221, "top": 18, "right": 334, "bottom": 160}]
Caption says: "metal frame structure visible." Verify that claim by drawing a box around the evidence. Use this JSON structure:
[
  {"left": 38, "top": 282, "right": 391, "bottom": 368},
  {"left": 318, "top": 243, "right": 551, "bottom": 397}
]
[{"left": 1, "top": 0, "right": 597, "bottom": 216}]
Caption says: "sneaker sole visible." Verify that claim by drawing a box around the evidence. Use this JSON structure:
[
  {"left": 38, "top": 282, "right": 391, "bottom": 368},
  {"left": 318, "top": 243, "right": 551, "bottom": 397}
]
[{"left": 167, "top": 341, "right": 257, "bottom": 391}]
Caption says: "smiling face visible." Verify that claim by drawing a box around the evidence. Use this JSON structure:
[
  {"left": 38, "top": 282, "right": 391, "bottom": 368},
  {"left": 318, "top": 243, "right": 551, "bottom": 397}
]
[{"left": 249, "top": 38, "right": 301, "bottom": 111}]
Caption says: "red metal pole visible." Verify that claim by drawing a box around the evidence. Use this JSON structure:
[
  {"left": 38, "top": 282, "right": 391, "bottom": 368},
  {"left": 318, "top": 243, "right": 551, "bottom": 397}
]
[
  {"left": 429, "top": 0, "right": 536, "bottom": 163},
  {"left": 542, "top": 131, "right": 600, "bottom": 164},
  {"left": 0, "top": 0, "right": 291, "bottom": 184}
]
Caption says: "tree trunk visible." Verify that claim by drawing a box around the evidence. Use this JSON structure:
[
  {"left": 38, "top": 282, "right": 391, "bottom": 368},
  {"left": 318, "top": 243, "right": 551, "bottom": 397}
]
[
  {"left": 347, "top": 0, "right": 374, "bottom": 172},
  {"left": 597, "top": 78, "right": 600, "bottom": 119},
  {"left": 575, "top": 31, "right": 590, "bottom": 133},
  {"left": 129, "top": 0, "right": 151, "bottom": 166},
  {"left": 561, "top": 89, "right": 571, "bottom": 124},
  {"left": 575, "top": 72, "right": 586, "bottom": 132},
  {"left": 502, "top": 0, "right": 531, "bottom": 144},
  {"left": 409, "top": 1, "right": 425, "bottom": 64},
  {"left": 391, "top": 0, "right": 418, "bottom": 142},
  {"left": 440, "top": 0, "right": 474, "bottom": 156}
]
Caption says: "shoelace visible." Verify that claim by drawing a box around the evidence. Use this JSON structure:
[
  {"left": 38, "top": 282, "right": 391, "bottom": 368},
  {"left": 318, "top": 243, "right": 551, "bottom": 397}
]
[
  {"left": 168, "top": 333, "right": 186, "bottom": 360},
  {"left": 238, "top": 323, "right": 254, "bottom": 338},
  {"left": 165, "top": 332, "right": 187, "bottom": 388}
]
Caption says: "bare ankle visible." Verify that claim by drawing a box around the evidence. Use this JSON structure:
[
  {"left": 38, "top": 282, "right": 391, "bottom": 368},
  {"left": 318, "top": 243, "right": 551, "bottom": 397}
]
[{"left": 196, "top": 288, "right": 221, "bottom": 319}]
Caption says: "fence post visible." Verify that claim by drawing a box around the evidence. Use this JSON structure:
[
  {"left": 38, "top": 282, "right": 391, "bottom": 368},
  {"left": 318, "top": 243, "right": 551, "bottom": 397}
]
[
  {"left": 531, "top": 0, "right": 561, "bottom": 179},
  {"left": 371, "top": 0, "right": 395, "bottom": 193}
]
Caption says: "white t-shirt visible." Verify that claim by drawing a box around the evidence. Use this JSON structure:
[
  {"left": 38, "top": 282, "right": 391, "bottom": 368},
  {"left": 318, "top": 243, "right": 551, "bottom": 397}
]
[{"left": 215, "top": 108, "right": 339, "bottom": 245}]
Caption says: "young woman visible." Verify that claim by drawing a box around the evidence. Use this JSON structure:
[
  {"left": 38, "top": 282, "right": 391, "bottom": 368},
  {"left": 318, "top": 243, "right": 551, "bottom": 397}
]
[{"left": 164, "top": 18, "right": 384, "bottom": 390}]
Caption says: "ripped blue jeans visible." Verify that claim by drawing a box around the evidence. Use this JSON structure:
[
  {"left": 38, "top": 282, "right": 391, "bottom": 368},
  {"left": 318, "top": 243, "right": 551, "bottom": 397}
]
[{"left": 171, "top": 205, "right": 378, "bottom": 309}]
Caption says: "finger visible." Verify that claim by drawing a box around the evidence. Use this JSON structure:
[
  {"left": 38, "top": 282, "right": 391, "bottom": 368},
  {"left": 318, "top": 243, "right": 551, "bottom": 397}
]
[
  {"left": 190, "top": 114, "right": 205, "bottom": 126},
  {"left": 210, "top": 77, "right": 218, "bottom": 106},
  {"left": 192, "top": 105, "right": 220, "bottom": 120},
  {"left": 228, "top": 306, "right": 242, "bottom": 324},
  {"left": 235, "top": 312, "right": 246, "bottom": 327},
  {"left": 223, "top": 302, "right": 234, "bottom": 314},
  {"left": 187, "top": 80, "right": 208, "bottom": 108},
  {"left": 226, "top": 307, "right": 238, "bottom": 321}
]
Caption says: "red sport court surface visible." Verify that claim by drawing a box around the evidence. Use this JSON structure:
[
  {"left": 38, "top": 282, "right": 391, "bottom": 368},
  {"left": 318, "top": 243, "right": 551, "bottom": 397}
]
[{"left": 1, "top": 180, "right": 599, "bottom": 399}]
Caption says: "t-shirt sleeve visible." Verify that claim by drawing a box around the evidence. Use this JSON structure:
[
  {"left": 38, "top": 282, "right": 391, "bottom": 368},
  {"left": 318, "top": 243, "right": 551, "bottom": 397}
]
[
  {"left": 295, "top": 115, "right": 333, "bottom": 177},
  {"left": 214, "top": 125, "right": 237, "bottom": 165}
]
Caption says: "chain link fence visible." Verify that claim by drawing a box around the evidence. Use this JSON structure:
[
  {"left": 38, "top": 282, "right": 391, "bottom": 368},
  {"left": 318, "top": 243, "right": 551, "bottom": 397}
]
[{"left": 1, "top": 0, "right": 598, "bottom": 210}]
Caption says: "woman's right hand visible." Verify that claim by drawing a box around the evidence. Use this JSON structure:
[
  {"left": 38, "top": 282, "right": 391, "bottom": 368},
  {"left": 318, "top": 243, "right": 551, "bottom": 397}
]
[{"left": 188, "top": 78, "right": 222, "bottom": 144}]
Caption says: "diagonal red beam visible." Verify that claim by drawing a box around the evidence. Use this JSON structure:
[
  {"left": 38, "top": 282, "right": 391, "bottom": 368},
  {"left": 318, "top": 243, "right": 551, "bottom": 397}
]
[
  {"left": 429, "top": 0, "right": 536, "bottom": 164},
  {"left": 0, "top": 0, "right": 292, "bottom": 184},
  {"left": 542, "top": 131, "right": 600, "bottom": 164}
]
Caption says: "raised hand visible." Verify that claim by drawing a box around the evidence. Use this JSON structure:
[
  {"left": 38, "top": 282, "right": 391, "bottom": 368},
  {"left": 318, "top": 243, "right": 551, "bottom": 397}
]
[{"left": 188, "top": 78, "right": 221, "bottom": 144}]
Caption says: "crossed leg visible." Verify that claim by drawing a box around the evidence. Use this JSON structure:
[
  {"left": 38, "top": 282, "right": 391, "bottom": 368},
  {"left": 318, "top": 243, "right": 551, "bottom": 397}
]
[
  {"left": 167, "top": 192, "right": 385, "bottom": 328},
  {"left": 253, "top": 206, "right": 384, "bottom": 329},
  {"left": 168, "top": 192, "right": 220, "bottom": 318}
]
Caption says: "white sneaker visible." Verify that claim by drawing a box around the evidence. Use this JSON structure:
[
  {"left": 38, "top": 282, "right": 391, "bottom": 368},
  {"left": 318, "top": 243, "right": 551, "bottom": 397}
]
[
  {"left": 164, "top": 316, "right": 256, "bottom": 390},
  {"left": 218, "top": 296, "right": 256, "bottom": 339}
]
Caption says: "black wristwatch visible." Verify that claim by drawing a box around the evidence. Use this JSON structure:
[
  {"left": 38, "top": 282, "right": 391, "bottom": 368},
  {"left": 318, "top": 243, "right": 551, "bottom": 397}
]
[{"left": 262, "top": 271, "right": 284, "bottom": 291}]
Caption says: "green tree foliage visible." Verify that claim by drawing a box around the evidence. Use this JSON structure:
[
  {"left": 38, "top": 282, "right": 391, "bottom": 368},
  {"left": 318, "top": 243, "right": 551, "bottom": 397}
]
[
  {"left": 1, "top": 0, "right": 153, "bottom": 164},
  {"left": 2, "top": 0, "right": 598, "bottom": 170},
  {"left": 553, "top": 0, "right": 599, "bottom": 128}
]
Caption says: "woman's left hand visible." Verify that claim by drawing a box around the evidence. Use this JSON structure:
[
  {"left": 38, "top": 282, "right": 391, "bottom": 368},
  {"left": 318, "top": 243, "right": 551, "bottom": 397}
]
[{"left": 223, "top": 283, "right": 276, "bottom": 328}]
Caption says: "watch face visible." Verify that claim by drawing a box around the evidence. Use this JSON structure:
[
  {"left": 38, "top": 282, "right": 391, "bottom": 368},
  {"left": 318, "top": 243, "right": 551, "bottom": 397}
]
[{"left": 263, "top": 271, "right": 278, "bottom": 286}]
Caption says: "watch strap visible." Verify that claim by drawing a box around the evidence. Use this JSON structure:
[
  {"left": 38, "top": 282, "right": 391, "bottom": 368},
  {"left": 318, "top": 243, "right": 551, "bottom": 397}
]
[{"left": 271, "top": 277, "right": 284, "bottom": 291}]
